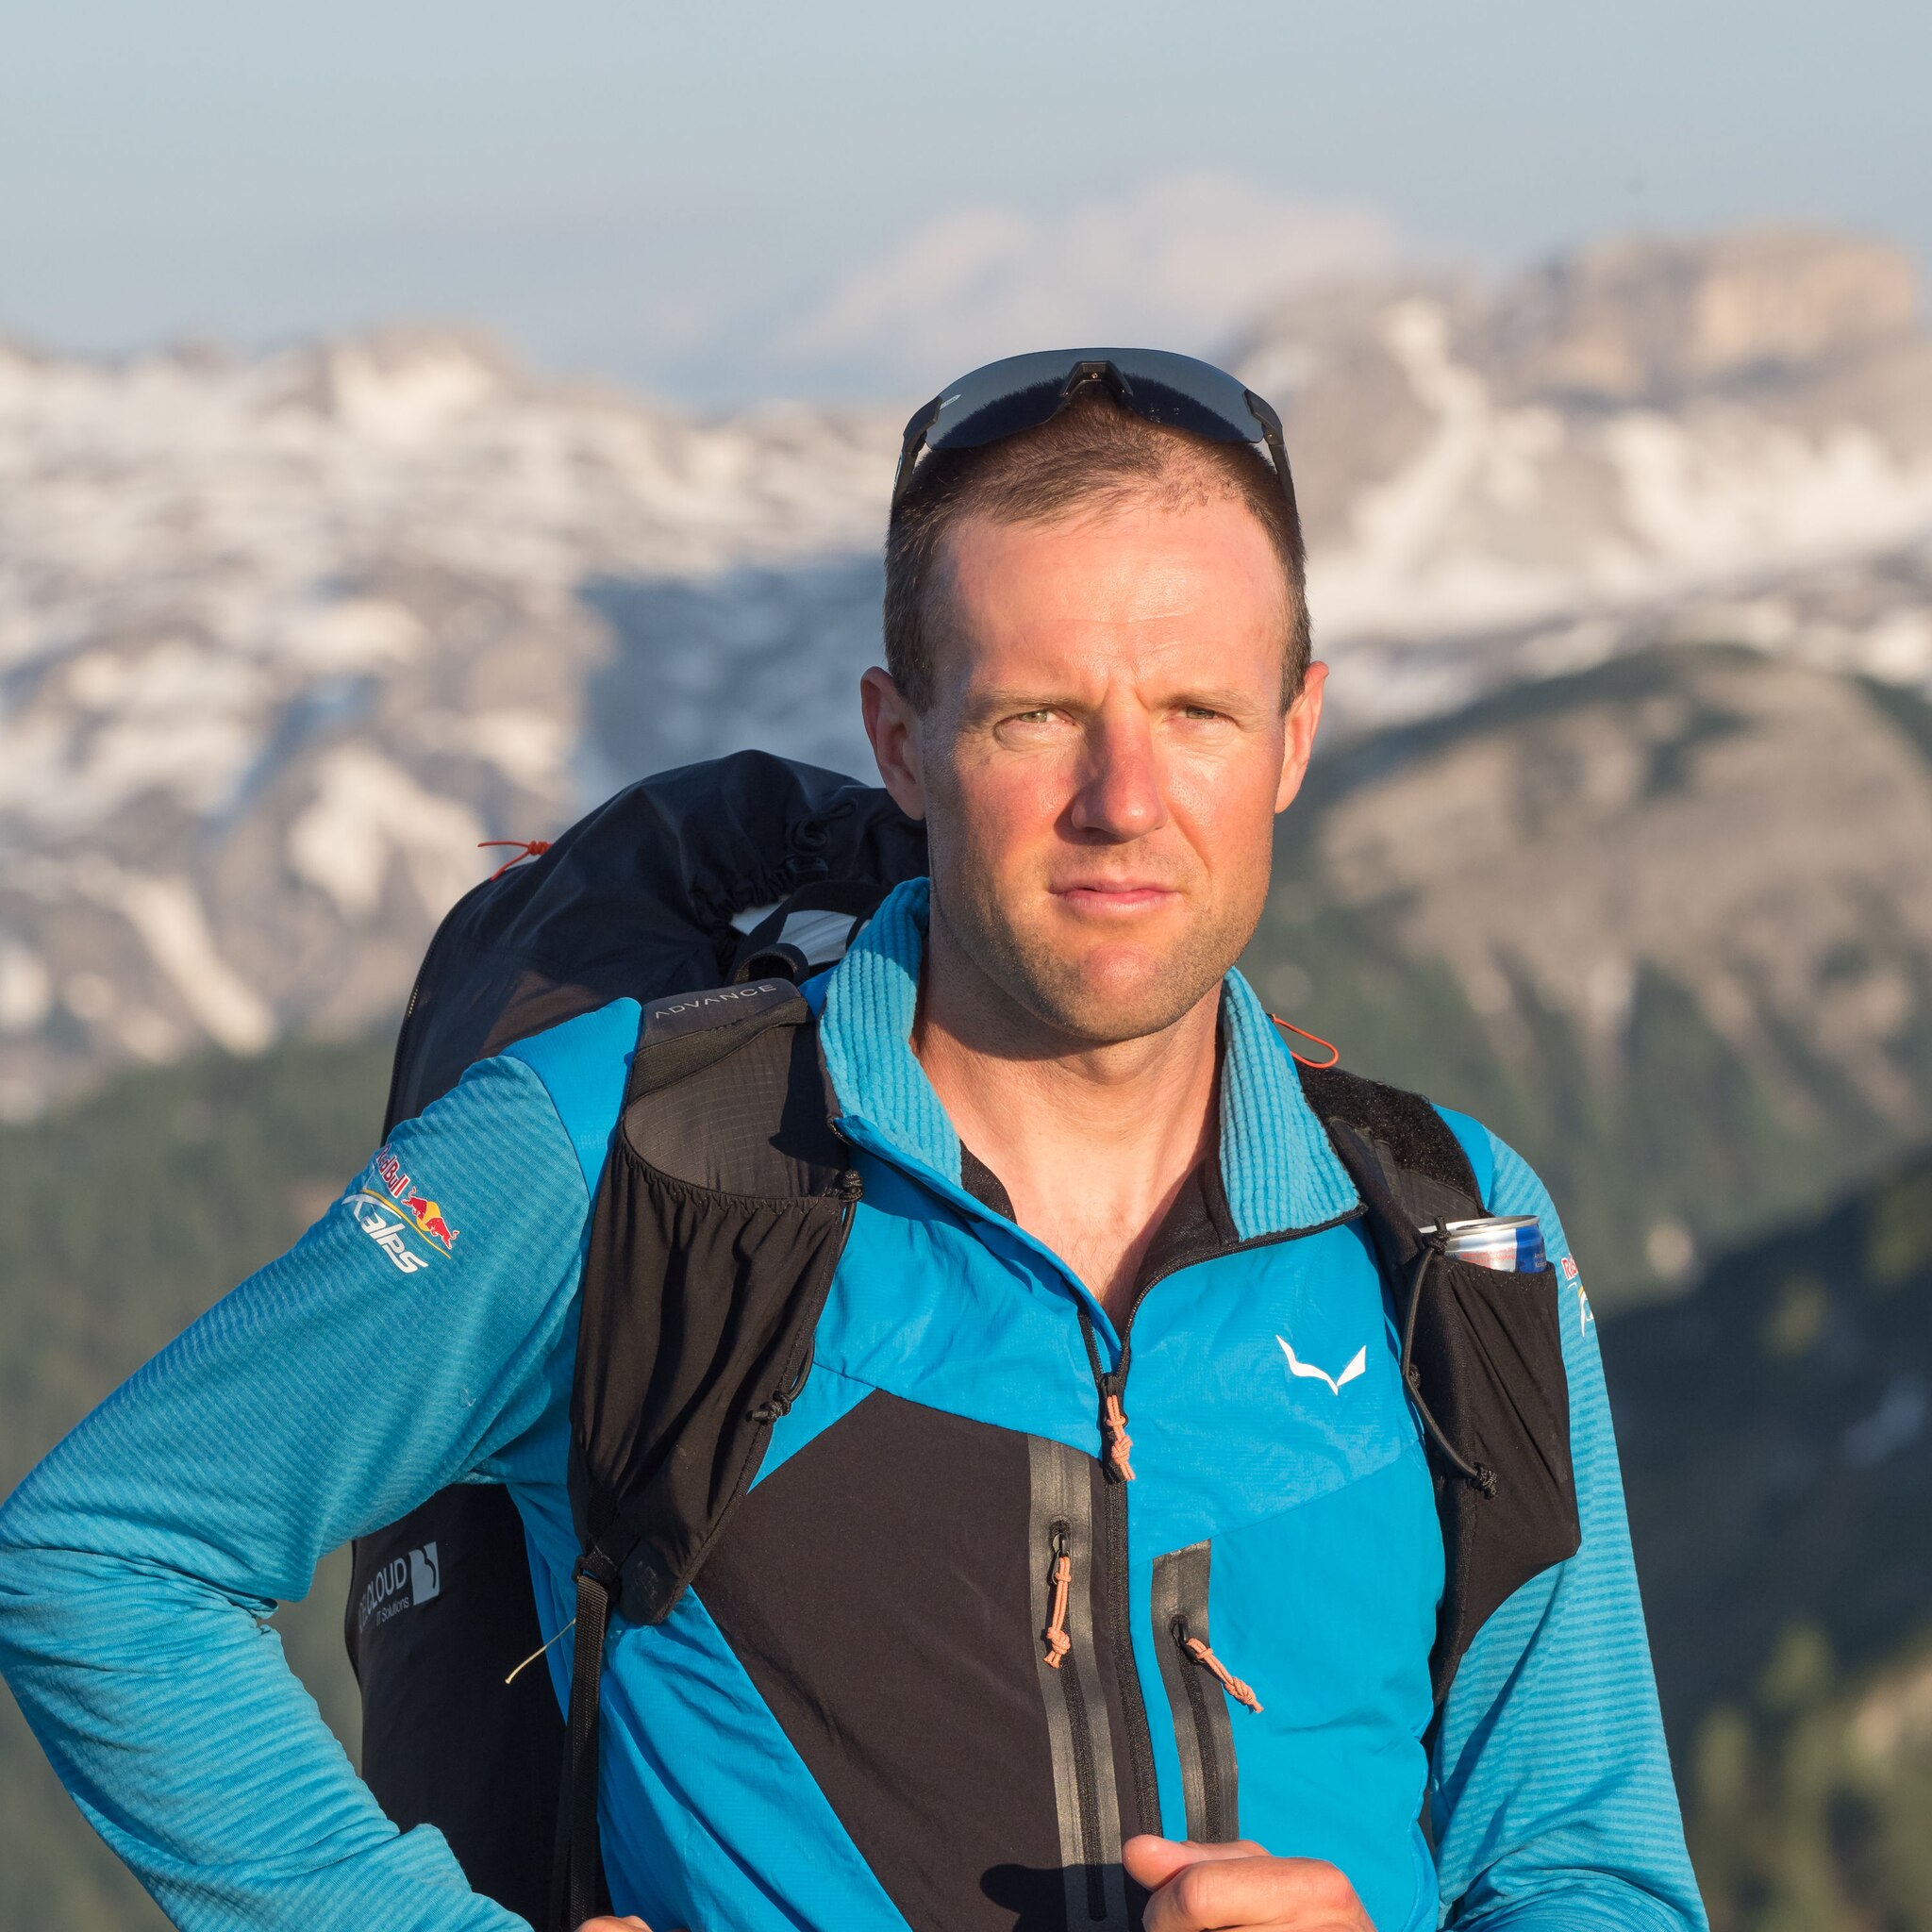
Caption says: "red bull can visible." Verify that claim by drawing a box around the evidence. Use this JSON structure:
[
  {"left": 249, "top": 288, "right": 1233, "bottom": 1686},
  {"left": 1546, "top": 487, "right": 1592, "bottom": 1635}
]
[{"left": 1420, "top": 1215, "right": 1546, "bottom": 1273}]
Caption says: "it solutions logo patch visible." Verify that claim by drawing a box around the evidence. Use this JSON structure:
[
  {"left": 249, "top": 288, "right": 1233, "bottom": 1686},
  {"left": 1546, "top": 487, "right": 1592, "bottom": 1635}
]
[
  {"left": 356, "top": 1541, "right": 442, "bottom": 1634},
  {"left": 350, "top": 1146, "right": 460, "bottom": 1274}
]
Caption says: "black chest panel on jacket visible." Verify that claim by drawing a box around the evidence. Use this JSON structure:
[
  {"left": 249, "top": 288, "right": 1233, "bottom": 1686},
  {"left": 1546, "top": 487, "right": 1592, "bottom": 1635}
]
[{"left": 696, "top": 1389, "right": 1154, "bottom": 1932}]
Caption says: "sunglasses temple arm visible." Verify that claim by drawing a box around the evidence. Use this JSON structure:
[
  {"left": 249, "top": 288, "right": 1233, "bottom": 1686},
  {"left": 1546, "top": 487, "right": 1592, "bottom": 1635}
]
[
  {"left": 1263, "top": 423, "right": 1301, "bottom": 522},
  {"left": 891, "top": 398, "right": 943, "bottom": 508},
  {"left": 1243, "top": 389, "right": 1300, "bottom": 522}
]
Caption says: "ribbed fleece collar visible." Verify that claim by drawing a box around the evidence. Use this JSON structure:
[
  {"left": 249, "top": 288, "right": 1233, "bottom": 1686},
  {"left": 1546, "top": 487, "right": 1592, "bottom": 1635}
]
[{"left": 818, "top": 876, "right": 1359, "bottom": 1241}]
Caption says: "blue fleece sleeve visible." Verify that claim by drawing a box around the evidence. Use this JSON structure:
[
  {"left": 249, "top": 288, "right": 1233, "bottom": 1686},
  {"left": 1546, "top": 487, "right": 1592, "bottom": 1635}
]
[
  {"left": 0, "top": 1051, "right": 595, "bottom": 1932},
  {"left": 1426, "top": 1125, "right": 1707, "bottom": 1931}
]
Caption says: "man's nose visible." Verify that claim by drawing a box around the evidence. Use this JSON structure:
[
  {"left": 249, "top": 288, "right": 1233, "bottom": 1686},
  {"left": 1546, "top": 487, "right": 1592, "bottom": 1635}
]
[{"left": 1069, "top": 715, "right": 1169, "bottom": 841}]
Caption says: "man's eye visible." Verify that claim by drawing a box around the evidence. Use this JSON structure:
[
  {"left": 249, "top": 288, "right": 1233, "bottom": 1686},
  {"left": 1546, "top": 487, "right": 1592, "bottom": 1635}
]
[
  {"left": 1182, "top": 705, "right": 1226, "bottom": 721},
  {"left": 1009, "top": 708, "right": 1057, "bottom": 724}
]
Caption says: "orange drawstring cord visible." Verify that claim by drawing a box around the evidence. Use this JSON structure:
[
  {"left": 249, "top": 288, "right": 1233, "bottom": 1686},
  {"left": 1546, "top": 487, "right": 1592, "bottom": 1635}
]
[
  {"left": 1270, "top": 1014, "right": 1340, "bottom": 1071},
  {"left": 478, "top": 839, "right": 552, "bottom": 882},
  {"left": 1042, "top": 1543, "right": 1074, "bottom": 1668},
  {"left": 1101, "top": 1391, "right": 1136, "bottom": 1482},
  {"left": 1184, "top": 1635, "right": 1262, "bottom": 1713}
]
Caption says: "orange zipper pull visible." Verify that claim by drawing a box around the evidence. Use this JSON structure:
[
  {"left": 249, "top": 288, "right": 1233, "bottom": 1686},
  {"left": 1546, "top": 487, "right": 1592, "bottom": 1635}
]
[
  {"left": 1184, "top": 1634, "right": 1262, "bottom": 1713},
  {"left": 1042, "top": 1532, "right": 1073, "bottom": 1669},
  {"left": 1101, "top": 1391, "right": 1136, "bottom": 1483}
]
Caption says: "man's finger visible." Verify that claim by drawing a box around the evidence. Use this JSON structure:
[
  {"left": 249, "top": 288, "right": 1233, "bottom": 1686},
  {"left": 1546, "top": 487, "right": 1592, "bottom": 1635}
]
[
  {"left": 1124, "top": 1834, "right": 1269, "bottom": 1891},
  {"left": 575, "top": 1917, "right": 656, "bottom": 1931},
  {"left": 1138, "top": 1849, "right": 1367, "bottom": 1932}
]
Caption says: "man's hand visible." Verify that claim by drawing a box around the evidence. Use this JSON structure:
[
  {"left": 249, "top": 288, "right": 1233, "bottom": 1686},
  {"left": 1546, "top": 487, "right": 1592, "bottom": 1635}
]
[
  {"left": 1124, "top": 1835, "right": 1374, "bottom": 1932},
  {"left": 575, "top": 1844, "right": 1373, "bottom": 1932}
]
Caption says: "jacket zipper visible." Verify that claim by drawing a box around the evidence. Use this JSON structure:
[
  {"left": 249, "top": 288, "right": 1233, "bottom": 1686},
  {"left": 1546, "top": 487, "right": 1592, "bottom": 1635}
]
[
  {"left": 1076, "top": 1213, "right": 1357, "bottom": 1844},
  {"left": 1042, "top": 1524, "right": 1074, "bottom": 1668},
  {"left": 1175, "top": 1614, "right": 1230, "bottom": 1840},
  {"left": 1041, "top": 1518, "right": 1108, "bottom": 1920},
  {"left": 1086, "top": 1354, "right": 1160, "bottom": 1838},
  {"left": 1150, "top": 1541, "right": 1249, "bottom": 1843}
]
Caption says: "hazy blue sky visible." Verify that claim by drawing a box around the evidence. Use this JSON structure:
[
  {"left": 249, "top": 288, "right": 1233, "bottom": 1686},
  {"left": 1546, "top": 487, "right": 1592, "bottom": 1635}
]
[{"left": 3, "top": 0, "right": 1926, "bottom": 404}]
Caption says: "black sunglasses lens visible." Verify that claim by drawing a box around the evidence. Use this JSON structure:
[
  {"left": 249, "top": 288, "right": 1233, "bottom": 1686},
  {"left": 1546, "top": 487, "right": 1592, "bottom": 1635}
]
[{"left": 926, "top": 348, "right": 1264, "bottom": 453}]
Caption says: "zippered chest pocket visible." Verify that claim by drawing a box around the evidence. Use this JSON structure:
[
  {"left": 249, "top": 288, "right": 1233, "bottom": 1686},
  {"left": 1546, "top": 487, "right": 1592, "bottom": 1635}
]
[{"left": 1152, "top": 1541, "right": 1259, "bottom": 1844}]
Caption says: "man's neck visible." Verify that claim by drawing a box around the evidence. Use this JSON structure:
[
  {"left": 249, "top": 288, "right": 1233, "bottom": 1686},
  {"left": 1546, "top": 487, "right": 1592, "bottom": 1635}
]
[{"left": 909, "top": 908, "right": 1222, "bottom": 1323}]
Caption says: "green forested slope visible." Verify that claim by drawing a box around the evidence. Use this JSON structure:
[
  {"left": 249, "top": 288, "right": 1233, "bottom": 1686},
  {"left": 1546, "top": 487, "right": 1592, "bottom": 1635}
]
[
  {"left": 0, "top": 1035, "right": 392, "bottom": 1928},
  {"left": 1606, "top": 1146, "right": 1932, "bottom": 1929}
]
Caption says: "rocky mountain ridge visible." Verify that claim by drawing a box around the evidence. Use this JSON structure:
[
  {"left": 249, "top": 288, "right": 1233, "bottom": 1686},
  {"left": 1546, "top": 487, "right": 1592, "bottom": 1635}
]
[
  {"left": 1245, "top": 644, "right": 1932, "bottom": 1291},
  {"left": 3, "top": 226, "right": 1931, "bottom": 1118}
]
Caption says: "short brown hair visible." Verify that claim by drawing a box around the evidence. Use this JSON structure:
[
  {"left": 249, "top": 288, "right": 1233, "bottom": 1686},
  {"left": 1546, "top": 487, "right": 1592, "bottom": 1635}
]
[{"left": 883, "top": 390, "right": 1309, "bottom": 712}]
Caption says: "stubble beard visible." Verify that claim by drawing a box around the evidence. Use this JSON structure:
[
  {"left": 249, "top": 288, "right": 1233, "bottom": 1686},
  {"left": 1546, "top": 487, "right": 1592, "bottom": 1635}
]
[{"left": 925, "top": 830, "right": 1261, "bottom": 1052}]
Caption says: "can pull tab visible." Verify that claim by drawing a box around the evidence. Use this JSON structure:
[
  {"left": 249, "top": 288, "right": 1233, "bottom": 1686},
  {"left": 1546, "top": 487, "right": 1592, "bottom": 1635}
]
[{"left": 1042, "top": 1526, "right": 1074, "bottom": 1669}]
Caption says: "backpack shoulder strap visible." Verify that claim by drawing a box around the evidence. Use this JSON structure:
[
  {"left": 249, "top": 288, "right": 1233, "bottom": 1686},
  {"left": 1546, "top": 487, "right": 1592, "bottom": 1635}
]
[
  {"left": 574, "top": 972, "right": 856, "bottom": 1605},
  {"left": 556, "top": 976, "right": 858, "bottom": 1932},
  {"left": 1296, "top": 1058, "right": 1581, "bottom": 1713},
  {"left": 1294, "top": 1058, "right": 1484, "bottom": 1212}
]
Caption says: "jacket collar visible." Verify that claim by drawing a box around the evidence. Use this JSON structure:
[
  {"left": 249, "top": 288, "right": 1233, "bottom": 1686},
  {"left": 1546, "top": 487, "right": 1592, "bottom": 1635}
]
[{"left": 818, "top": 877, "right": 1359, "bottom": 1241}]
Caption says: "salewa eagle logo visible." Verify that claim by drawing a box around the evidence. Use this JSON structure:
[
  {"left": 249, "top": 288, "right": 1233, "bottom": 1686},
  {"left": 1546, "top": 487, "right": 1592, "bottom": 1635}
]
[{"left": 1277, "top": 1337, "right": 1368, "bottom": 1395}]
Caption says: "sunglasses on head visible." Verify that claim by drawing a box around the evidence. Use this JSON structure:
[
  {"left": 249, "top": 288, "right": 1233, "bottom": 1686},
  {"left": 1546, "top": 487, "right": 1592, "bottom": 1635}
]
[{"left": 891, "top": 347, "right": 1296, "bottom": 516}]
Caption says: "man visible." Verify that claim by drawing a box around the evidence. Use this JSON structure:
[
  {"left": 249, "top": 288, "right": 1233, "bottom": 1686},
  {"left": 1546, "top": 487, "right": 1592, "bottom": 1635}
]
[{"left": 0, "top": 349, "right": 1705, "bottom": 1932}]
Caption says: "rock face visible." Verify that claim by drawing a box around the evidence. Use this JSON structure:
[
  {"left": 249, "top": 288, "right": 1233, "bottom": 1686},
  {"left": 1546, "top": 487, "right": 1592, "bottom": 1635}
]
[
  {"left": 1234, "top": 229, "right": 1932, "bottom": 727},
  {"left": 0, "top": 331, "right": 897, "bottom": 1114},
  {"left": 1245, "top": 646, "right": 1932, "bottom": 1294},
  {"left": 2, "top": 228, "right": 1931, "bottom": 1125},
  {"left": 1471, "top": 228, "right": 1921, "bottom": 405},
  {"left": 1310, "top": 650, "right": 1932, "bottom": 1123}
]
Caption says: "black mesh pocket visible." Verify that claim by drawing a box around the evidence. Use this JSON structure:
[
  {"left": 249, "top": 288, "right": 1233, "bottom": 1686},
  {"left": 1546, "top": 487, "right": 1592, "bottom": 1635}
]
[{"left": 1410, "top": 1254, "right": 1579, "bottom": 1699}]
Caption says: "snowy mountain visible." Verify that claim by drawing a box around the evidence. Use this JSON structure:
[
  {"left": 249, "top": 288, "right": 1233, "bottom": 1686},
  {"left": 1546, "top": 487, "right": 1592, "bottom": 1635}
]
[{"left": 3, "top": 227, "right": 1931, "bottom": 1114}]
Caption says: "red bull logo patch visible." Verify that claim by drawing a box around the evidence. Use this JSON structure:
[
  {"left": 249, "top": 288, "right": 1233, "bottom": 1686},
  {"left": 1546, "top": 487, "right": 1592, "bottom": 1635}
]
[
  {"left": 404, "top": 1193, "right": 458, "bottom": 1251},
  {"left": 353, "top": 1147, "right": 458, "bottom": 1269}
]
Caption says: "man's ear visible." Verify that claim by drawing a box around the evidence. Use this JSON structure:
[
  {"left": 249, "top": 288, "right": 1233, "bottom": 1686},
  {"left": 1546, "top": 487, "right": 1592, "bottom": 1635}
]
[
  {"left": 860, "top": 666, "right": 928, "bottom": 822},
  {"left": 1274, "top": 660, "right": 1327, "bottom": 814}
]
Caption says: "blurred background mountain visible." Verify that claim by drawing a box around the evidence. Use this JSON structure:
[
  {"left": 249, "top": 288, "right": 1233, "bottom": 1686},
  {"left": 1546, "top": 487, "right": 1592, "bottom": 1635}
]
[
  {"left": 6, "top": 227, "right": 1932, "bottom": 1925},
  {"left": 8, "top": 226, "right": 1932, "bottom": 1297},
  {"left": 6, "top": 1, "right": 1932, "bottom": 1923}
]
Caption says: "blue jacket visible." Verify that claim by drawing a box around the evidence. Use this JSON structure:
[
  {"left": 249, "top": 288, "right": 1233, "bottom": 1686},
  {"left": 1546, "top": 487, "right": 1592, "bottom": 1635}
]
[{"left": 0, "top": 879, "right": 1705, "bottom": 1931}]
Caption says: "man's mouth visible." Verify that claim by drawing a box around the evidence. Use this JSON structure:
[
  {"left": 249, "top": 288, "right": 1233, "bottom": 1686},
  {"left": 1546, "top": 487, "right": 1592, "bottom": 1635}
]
[{"left": 1051, "top": 881, "right": 1181, "bottom": 915}]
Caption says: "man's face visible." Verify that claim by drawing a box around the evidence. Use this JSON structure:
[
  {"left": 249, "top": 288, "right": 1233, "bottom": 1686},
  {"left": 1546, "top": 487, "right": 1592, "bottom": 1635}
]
[{"left": 862, "top": 490, "right": 1325, "bottom": 1046}]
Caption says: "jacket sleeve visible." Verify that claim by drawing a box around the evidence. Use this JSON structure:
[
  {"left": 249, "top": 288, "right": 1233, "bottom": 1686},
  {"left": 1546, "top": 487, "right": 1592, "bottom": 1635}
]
[
  {"left": 0, "top": 1052, "right": 594, "bottom": 1932},
  {"left": 1428, "top": 1126, "right": 1708, "bottom": 1932}
]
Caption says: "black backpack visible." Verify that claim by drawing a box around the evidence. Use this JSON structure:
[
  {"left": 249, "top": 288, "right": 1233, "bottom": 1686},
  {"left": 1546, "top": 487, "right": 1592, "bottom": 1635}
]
[{"left": 346, "top": 751, "right": 1579, "bottom": 1931}]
